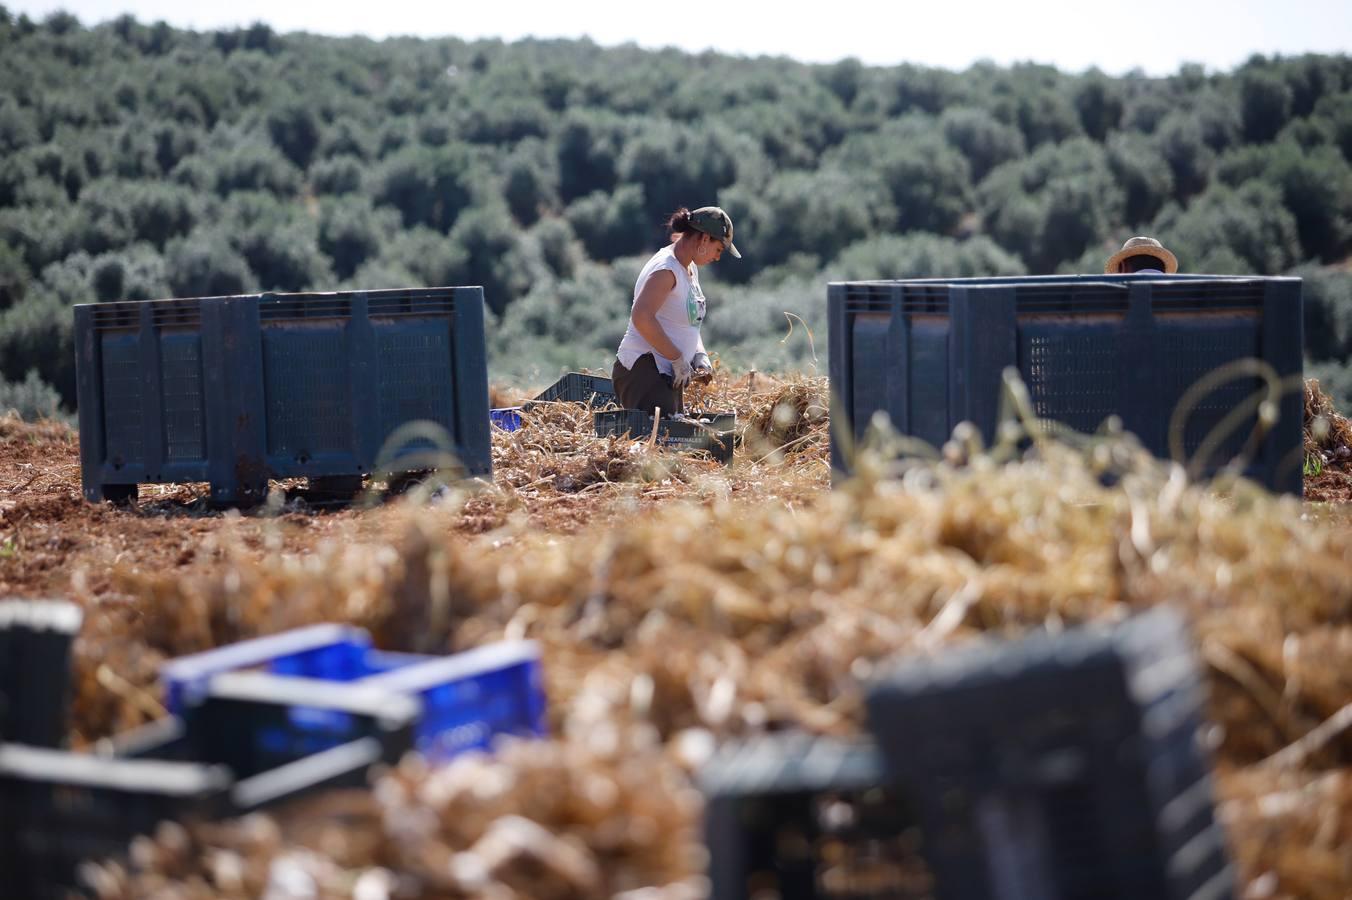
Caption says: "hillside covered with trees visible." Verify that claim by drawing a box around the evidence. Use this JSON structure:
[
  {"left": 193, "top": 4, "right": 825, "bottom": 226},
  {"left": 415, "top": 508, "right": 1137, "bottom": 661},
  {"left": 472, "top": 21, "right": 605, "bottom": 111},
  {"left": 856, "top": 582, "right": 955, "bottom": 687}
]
[{"left": 1, "top": 7, "right": 1351, "bottom": 417}]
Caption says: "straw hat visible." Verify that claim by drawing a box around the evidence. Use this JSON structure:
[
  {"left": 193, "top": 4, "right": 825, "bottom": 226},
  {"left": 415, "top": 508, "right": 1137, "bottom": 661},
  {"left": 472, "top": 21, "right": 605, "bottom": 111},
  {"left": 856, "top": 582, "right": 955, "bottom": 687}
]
[{"left": 1104, "top": 236, "right": 1178, "bottom": 274}]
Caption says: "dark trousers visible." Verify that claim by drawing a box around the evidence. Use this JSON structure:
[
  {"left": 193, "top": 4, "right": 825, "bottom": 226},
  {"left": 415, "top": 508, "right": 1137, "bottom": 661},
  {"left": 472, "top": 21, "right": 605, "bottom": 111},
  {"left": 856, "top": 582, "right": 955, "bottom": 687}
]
[{"left": 612, "top": 353, "right": 683, "bottom": 415}]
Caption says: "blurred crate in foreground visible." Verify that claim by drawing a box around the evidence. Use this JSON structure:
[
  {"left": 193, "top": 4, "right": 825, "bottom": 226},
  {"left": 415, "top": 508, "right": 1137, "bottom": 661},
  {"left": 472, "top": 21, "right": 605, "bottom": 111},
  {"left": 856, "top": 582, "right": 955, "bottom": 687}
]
[
  {"left": 828, "top": 274, "right": 1302, "bottom": 494},
  {"left": 865, "top": 607, "right": 1234, "bottom": 900},
  {"left": 2, "top": 673, "right": 416, "bottom": 899},
  {"left": 161, "top": 625, "right": 547, "bottom": 762},
  {"left": 0, "top": 599, "right": 82, "bottom": 748},
  {"left": 703, "top": 734, "right": 930, "bottom": 900}
]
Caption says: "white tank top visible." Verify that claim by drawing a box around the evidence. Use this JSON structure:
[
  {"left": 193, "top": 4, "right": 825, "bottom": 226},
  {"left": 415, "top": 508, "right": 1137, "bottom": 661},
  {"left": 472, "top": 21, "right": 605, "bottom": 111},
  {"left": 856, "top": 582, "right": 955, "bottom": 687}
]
[{"left": 616, "top": 245, "right": 706, "bottom": 376}]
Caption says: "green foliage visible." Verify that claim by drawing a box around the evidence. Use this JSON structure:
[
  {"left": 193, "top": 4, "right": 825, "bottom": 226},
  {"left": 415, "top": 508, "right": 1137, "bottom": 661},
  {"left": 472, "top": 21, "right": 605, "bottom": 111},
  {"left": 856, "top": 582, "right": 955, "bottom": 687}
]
[
  {"left": 0, "top": 15, "right": 1348, "bottom": 401},
  {"left": 1152, "top": 181, "right": 1301, "bottom": 274},
  {"left": 1239, "top": 66, "right": 1294, "bottom": 143},
  {"left": 210, "top": 138, "right": 303, "bottom": 195},
  {"left": 501, "top": 137, "right": 560, "bottom": 226},
  {"left": 0, "top": 240, "right": 30, "bottom": 309},
  {"left": 372, "top": 143, "right": 477, "bottom": 231},
  {"left": 76, "top": 178, "right": 202, "bottom": 251},
  {"left": 1073, "top": 71, "right": 1124, "bottom": 141},
  {"left": 374, "top": 226, "right": 467, "bottom": 288},
  {"left": 565, "top": 186, "right": 650, "bottom": 261},
  {"left": 743, "top": 168, "right": 896, "bottom": 270},
  {"left": 0, "top": 369, "right": 67, "bottom": 422},
  {"left": 310, "top": 154, "right": 365, "bottom": 195},
  {"left": 939, "top": 107, "right": 1026, "bottom": 181},
  {"left": 1106, "top": 132, "right": 1175, "bottom": 226},
  {"left": 447, "top": 204, "right": 529, "bottom": 314},
  {"left": 617, "top": 120, "right": 760, "bottom": 238},
  {"left": 0, "top": 202, "right": 82, "bottom": 272},
  {"left": 266, "top": 97, "right": 321, "bottom": 169},
  {"left": 0, "top": 96, "right": 39, "bottom": 155},
  {"left": 828, "top": 234, "right": 1027, "bottom": 281},
  {"left": 166, "top": 231, "right": 257, "bottom": 297},
  {"left": 978, "top": 138, "right": 1124, "bottom": 271},
  {"left": 528, "top": 217, "right": 585, "bottom": 280},
  {"left": 826, "top": 124, "right": 973, "bottom": 235},
  {"left": 491, "top": 261, "right": 633, "bottom": 376},
  {"left": 319, "top": 198, "right": 396, "bottom": 280},
  {"left": 89, "top": 243, "right": 169, "bottom": 301},
  {"left": 1153, "top": 111, "right": 1215, "bottom": 198},
  {"left": 1313, "top": 93, "right": 1352, "bottom": 160},
  {"left": 1291, "top": 264, "right": 1352, "bottom": 361},
  {"left": 1217, "top": 139, "right": 1352, "bottom": 261},
  {"left": 556, "top": 109, "right": 628, "bottom": 201},
  {"left": 0, "top": 291, "right": 78, "bottom": 400}
]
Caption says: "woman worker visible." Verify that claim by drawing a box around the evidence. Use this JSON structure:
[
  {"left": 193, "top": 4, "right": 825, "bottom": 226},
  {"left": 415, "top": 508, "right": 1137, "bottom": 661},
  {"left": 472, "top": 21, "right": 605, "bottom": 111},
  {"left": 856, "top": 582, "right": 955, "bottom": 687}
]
[{"left": 613, "top": 206, "right": 740, "bottom": 415}]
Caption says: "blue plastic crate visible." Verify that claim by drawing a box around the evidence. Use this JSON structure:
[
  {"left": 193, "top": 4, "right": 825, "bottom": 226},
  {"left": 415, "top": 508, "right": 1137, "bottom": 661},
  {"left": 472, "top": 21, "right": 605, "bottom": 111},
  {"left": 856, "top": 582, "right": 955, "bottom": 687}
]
[
  {"left": 362, "top": 640, "right": 547, "bottom": 760},
  {"left": 160, "top": 624, "right": 374, "bottom": 714},
  {"left": 161, "top": 627, "right": 547, "bottom": 762},
  {"left": 490, "top": 407, "right": 523, "bottom": 431}
]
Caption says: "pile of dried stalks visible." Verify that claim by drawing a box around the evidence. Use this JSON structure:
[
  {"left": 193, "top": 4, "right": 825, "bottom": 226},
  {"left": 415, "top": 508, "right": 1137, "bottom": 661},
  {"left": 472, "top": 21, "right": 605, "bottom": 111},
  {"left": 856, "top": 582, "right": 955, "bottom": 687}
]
[
  {"left": 48, "top": 376, "right": 1352, "bottom": 896},
  {"left": 1304, "top": 378, "right": 1352, "bottom": 502}
]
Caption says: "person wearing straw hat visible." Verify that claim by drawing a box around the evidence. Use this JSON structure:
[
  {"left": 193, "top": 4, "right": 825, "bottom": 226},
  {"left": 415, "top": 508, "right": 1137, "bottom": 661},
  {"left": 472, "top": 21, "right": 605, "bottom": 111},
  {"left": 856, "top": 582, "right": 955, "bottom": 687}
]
[
  {"left": 613, "top": 206, "right": 740, "bottom": 415},
  {"left": 1104, "top": 235, "right": 1179, "bottom": 274}
]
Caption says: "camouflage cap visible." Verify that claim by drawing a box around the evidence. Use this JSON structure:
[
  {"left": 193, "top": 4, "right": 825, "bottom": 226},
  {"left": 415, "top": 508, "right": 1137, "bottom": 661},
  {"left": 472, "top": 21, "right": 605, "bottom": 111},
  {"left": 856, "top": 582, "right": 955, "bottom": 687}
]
[{"left": 688, "top": 206, "right": 741, "bottom": 258}]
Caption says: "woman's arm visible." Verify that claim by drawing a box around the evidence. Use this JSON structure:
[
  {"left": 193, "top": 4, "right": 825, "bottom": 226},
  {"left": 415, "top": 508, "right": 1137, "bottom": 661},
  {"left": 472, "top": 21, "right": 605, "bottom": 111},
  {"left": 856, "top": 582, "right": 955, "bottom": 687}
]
[{"left": 631, "top": 269, "right": 681, "bottom": 361}]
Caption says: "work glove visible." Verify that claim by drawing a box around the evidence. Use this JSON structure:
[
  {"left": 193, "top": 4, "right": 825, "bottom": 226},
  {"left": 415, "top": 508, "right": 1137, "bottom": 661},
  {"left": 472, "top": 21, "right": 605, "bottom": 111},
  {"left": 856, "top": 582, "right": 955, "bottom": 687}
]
[
  {"left": 669, "top": 354, "right": 693, "bottom": 389},
  {"left": 691, "top": 352, "right": 713, "bottom": 383}
]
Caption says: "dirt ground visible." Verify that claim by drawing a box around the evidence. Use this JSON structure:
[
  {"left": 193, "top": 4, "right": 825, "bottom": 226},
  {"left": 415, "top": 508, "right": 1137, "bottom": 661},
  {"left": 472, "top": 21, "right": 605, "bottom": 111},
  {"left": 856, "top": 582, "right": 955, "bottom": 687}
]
[
  {"left": 6, "top": 377, "right": 1348, "bottom": 606},
  {"left": 0, "top": 400, "right": 813, "bottom": 604}
]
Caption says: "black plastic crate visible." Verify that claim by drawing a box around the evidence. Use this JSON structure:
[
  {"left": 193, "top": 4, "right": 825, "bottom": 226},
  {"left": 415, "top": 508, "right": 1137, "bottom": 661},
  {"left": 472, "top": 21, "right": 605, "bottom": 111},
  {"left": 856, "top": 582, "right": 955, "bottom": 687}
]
[
  {"left": 828, "top": 275, "right": 1303, "bottom": 494},
  {"left": 864, "top": 607, "right": 1234, "bottom": 900},
  {"left": 105, "top": 717, "right": 402, "bottom": 811},
  {"left": 178, "top": 670, "right": 418, "bottom": 776},
  {"left": 702, "top": 734, "right": 930, "bottom": 900},
  {"left": 74, "top": 287, "right": 492, "bottom": 505},
  {"left": 594, "top": 409, "right": 736, "bottom": 464},
  {"left": 0, "top": 743, "right": 234, "bottom": 899},
  {"left": 0, "top": 600, "right": 82, "bottom": 748},
  {"left": 533, "top": 372, "right": 618, "bottom": 406}
]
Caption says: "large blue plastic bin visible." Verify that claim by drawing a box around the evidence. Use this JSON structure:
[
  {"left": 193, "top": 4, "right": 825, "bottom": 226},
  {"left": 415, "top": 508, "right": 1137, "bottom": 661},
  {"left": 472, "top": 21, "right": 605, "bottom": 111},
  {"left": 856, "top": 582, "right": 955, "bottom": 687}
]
[
  {"left": 828, "top": 274, "right": 1303, "bottom": 493},
  {"left": 74, "top": 287, "right": 492, "bottom": 505}
]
